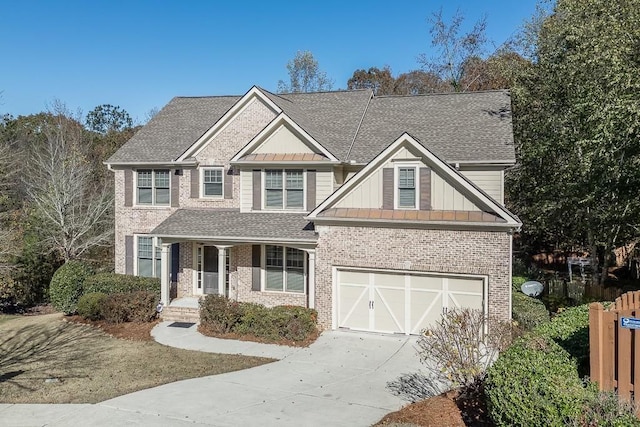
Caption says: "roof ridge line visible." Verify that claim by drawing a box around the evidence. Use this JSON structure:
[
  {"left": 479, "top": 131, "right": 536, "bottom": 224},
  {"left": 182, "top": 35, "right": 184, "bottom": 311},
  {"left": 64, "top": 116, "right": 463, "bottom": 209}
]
[{"left": 345, "top": 91, "right": 374, "bottom": 160}]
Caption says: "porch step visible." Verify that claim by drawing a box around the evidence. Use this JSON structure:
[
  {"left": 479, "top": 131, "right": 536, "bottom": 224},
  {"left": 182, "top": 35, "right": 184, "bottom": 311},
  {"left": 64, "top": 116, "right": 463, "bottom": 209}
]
[{"left": 161, "top": 305, "right": 200, "bottom": 324}]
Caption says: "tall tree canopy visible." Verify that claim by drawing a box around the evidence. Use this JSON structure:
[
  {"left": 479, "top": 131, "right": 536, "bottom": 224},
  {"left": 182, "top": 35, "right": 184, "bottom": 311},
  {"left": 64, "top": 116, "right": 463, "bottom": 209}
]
[
  {"left": 277, "top": 51, "right": 334, "bottom": 93},
  {"left": 508, "top": 0, "right": 640, "bottom": 282},
  {"left": 347, "top": 66, "right": 396, "bottom": 95},
  {"left": 85, "top": 104, "right": 132, "bottom": 134}
]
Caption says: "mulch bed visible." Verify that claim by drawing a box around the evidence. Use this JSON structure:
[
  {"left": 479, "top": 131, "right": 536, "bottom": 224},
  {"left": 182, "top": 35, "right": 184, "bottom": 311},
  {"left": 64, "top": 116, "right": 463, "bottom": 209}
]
[
  {"left": 198, "top": 324, "right": 320, "bottom": 347},
  {"left": 66, "top": 315, "right": 159, "bottom": 341}
]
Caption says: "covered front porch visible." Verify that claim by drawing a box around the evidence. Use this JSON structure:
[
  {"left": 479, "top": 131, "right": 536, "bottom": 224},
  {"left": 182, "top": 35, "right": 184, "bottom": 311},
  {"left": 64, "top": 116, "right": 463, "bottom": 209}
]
[{"left": 149, "top": 208, "right": 318, "bottom": 313}]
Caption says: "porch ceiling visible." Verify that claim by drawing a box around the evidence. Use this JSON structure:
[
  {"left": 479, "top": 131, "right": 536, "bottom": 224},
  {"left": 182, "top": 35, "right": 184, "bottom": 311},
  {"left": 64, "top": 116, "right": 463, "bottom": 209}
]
[{"left": 150, "top": 208, "right": 317, "bottom": 243}]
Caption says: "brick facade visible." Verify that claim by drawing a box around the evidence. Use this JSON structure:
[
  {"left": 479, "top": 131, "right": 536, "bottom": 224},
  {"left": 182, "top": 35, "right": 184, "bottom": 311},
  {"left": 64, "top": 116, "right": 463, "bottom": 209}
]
[{"left": 313, "top": 225, "right": 512, "bottom": 328}]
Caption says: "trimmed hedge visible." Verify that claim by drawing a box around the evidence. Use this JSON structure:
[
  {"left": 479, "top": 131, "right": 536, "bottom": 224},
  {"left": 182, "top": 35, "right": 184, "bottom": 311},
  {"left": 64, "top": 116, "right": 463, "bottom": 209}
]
[
  {"left": 49, "top": 261, "right": 94, "bottom": 314},
  {"left": 83, "top": 273, "right": 160, "bottom": 298},
  {"left": 77, "top": 292, "right": 107, "bottom": 321},
  {"left": 101, "top": 290, "right": 158, "bottom": 323},
  {"left": 486, "top": 303, "right": 639, "bottom": 426},
  {"left": 199, "top": 295, "right": 317, "bottom": 342},
  {"left": 512, "top": 291, "right": 549, "bottom": 331}
]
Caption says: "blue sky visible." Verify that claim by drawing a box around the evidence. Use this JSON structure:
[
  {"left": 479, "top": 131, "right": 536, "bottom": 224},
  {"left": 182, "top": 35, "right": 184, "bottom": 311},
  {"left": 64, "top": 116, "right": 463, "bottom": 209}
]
[{"left": 1, "top": 1, "right": 541, "bottom": 124}]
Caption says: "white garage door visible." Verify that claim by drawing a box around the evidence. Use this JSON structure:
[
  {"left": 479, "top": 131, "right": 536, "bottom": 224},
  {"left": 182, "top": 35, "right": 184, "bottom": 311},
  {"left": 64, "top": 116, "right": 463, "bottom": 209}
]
[{"left": 337, "top": 269, "right": 485, "bottom": 335}]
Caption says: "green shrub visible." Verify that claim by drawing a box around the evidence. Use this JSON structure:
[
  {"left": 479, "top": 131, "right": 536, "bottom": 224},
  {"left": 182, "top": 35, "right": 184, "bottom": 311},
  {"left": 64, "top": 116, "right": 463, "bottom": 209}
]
[
  {"left": 101, "top": 291, "right": 157, "bottom": 323},
  {"left": 83, "top": 273, "right": 160, "bottom": 298},
  {"left": 535, "top": 304, "right": 590, "bottom": 375},
  {"left": 199, "top": 296, "right": 317, "bottom": 342},
  {"left": 199, "top": 295, "right": 243, "bottom": 333},
  {"left": 77, "top": 292, "right": 107, "bottom": 320},
  {"left": 486, "top": 303, "right": 595, "bottom": 426},
  {"left": 486, "top": 335, "right": 591, "bottom": 426},
  {"left": 512, "top": 275, "right": 528, "bottom": 289},
  {"left": 265, "top": 305, "right": 317, "bottom": 341},
  {"left": 49, "top": 261, "right": 93, "bottom": 314},
  {"left": 512, "top": 291, "right": 549, "bottom": 331}
]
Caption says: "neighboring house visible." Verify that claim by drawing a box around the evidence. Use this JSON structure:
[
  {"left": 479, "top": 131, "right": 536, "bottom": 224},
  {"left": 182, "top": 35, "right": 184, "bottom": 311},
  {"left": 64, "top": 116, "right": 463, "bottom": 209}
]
[{"left": 105, "top": 86, "right": 521, "bottom": 335}]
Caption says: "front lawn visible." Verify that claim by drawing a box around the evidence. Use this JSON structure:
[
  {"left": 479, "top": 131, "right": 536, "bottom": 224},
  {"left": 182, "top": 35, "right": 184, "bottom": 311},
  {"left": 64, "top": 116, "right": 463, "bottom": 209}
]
[{"left": 0, "top": 313, "right": 273, "bottom": 403}]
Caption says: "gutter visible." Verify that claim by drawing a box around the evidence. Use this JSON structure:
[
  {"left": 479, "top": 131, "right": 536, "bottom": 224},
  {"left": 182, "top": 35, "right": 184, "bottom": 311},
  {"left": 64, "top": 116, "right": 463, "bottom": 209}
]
[
  {"left": 308, "top": 216, "right": 521, "bottom": 232},
  {"left": 103, "top": 159, "right": 199, "bottom": 169}
]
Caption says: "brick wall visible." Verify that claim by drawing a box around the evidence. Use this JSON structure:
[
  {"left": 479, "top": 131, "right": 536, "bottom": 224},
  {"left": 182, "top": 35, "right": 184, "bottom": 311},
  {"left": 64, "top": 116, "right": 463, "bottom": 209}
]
[{"left": 313, "top": 225, "right": 512, "bottom": 329}]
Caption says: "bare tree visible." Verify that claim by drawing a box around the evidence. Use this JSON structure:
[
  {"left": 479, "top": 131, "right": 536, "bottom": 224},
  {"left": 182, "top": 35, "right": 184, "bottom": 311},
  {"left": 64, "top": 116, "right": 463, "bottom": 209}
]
[
  {"left": 24, "top": 102, "right": 114, "bottom": 262},
  {"left": 418, "top": 9, "right": 488, "bottom": 92},
  {"left": 277, "top": 51, "right": 334, "bottom": 93},
  {"left": 0, "top": 139, "right": 18, "bottom": 260}
]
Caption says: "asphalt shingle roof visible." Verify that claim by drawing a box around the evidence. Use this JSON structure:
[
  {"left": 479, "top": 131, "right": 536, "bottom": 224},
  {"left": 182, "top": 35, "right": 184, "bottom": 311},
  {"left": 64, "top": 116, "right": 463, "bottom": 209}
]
[
  {"left": 107, "top": 96, "right": 240, "bottom": 164},
  {"left": 108, "top": 88, "right": 514, "bottom": 164},
  {"left": 150, "top": 209, "right": 317, "bottom": 242},
  {"left": 350, "top": 91, "right": 514, "bottom": 163}
]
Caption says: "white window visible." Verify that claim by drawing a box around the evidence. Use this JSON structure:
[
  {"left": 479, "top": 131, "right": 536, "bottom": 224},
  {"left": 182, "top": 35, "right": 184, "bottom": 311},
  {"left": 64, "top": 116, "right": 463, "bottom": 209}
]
[
  {"left": 202, "top": 167, "right": 223, "bottom": 198},
  {"left": 265, "top": 169, "right": 304, "bottom": 210},
  {"left": 264, "top": 245, "right": 305, "bottom": 293},
  {"left": 137, "top": 236, "right": 161, "bottom": 277},
  {"left": 396, "top": 166, "right": 418, "bottom": 209},
  {"left": 137, "top": 169, "right": 170, "bottom": 205}
]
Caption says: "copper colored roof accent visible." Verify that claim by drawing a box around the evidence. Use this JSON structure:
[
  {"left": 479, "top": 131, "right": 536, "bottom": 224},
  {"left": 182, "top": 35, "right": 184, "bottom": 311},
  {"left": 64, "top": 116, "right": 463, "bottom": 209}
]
[
  {"left": 317, "top": 208, "right": 506, "bottom": 223},
  {"left": 239, "top": 153, "right": 327, "bottom": 162}
]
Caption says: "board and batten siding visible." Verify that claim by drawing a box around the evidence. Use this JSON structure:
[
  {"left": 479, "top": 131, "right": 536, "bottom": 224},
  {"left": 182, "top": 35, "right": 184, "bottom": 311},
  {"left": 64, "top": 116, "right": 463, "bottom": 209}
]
[
  {"left": 253, "top": 125, "right": 315, "bottom": 154},
  {"left": 431, "top": 173, "right": 479, "bottom": 211},
  {"left": 315, "top": 168, "right": 334, "bottom": 207},
  {"left": 240, "top": 169, "right": 253, "bottom": 212},
  {"left": 459, "top": 169, "right": 503, "bottom": 204},
  {"left": 334, "top": 167, "right": 384, "bottom": 209}
]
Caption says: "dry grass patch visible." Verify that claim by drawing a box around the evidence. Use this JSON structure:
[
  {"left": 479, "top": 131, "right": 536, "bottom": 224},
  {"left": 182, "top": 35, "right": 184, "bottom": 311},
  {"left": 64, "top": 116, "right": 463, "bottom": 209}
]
[{"left": 0, "top": 314, "right": 273, "bottom": 403}]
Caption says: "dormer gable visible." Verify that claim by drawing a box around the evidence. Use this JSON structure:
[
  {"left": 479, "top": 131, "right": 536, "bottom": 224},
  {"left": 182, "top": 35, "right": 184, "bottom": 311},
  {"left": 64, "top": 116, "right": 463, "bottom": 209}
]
[
  {"left": 308, "top": 133, "right": 521, "bottom": 229},
  {"left": 177, "top": 86, "right": 282, "bottom": 162},
  {"left": 231, "top": 113, "right": 338, "bottom": 165}
]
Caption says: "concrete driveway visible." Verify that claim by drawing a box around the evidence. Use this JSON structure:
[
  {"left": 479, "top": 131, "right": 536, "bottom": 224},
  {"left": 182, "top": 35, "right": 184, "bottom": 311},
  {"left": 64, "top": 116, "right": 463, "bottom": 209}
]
[{"left": 0, "top": 322, "right": 423, "bottom": 426}]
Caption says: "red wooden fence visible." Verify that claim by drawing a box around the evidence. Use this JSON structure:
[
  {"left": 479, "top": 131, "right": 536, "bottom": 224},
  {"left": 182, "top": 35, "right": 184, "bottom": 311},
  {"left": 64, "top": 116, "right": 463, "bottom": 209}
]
[{"left": 590, "top": 291, "right": 640, "bottom": 406}]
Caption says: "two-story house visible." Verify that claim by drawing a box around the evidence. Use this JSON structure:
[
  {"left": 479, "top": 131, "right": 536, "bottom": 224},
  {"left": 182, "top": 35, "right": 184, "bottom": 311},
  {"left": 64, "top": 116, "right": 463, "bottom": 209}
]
[{"left": 105, "top": 86, "right": 521, "bottom": 335}]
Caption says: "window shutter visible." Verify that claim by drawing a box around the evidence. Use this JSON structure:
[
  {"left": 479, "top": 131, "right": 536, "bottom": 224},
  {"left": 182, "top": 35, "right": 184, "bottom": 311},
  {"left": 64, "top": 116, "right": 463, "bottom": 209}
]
[
  {"left": 251, "top": 245, "right": 261, "bottom": 291},
  {"left": 171, "top": 170, "right": 180, "bottom": 207},
  {"left": 252, "top": 170, "right": 262, "bottom": 210},
  {"left": 190, "top": 169, "right": 199, "bottom": 198},
  {"left": 224, "top": 168, "right": 233, "bottom": 199},
  {"left": 124, "top": 169, "right": 133, "bottom": 207},
  {"left": 420, "top": 167, "right": 432, "bottom": 210},
  {"left": 382, "top": 168, "right": 394, "bottom": 210},
  {"left": 125, "top": 235, "right": 134, "bottom": 275},
  {"left": 306, "top": 170, "right": 316, "bottom": 210}
]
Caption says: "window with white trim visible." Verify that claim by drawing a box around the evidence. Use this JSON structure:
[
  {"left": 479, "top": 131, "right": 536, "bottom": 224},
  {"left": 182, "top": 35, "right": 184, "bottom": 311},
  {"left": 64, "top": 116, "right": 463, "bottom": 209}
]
[
  {"left": 202, "top": 167, "right": 223, "bottom": 198},
  {"left": 397, "top": 166, "right": 417, "bottom": 209},
  {"left": 264, "top": 245, "right": 305, "bottom": 293},
  {"left": 265, "top": 169, "right": 304, "bottom": 210},
  {"left": 137, "top": 169, "right": 170, "bottom": 205},
  {"left": 137, "top": 236, "right": 162, "bottom": 277}
]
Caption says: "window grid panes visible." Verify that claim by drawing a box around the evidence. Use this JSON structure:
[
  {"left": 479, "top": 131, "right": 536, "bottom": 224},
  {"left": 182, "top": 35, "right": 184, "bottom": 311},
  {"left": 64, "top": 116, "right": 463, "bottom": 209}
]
[
  {"left": 264, "top": 245, "right": 304, "bottom": 293},
  {"left": 203, "top": 168, "right": 223, "bottom": 197},
  {"left": 265, "top": 170, "right": 304, "bottom": 209},
  {"left": 137, "top": 169, "right": 170, "bottom": 205},
  {"left": 398, "top": 167, "right": 416, "bottom": 208},
  {"left": 137, "top": 236, "right": 162, "bottom": 278}
]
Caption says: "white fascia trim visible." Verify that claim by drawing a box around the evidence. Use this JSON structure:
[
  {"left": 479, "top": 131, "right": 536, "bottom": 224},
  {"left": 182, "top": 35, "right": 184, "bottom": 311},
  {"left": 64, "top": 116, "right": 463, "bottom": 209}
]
[
  {"left": 307, "top": 132, "right": 521, "bottom": 228},
  {"left": 105, "top": 160, "right": 198, "bottom": 168},
  {"left": 230, "top": 113, "right": 339, "bottom": 162},
  {"left": 177, "top": 86, "right": 282, "bottom": 162},
  {"left": 148, "top": 234, "right": 317, "bottom": 246},
  {"left": 308, "top": 216, "right": 518, "bottom": 231}
]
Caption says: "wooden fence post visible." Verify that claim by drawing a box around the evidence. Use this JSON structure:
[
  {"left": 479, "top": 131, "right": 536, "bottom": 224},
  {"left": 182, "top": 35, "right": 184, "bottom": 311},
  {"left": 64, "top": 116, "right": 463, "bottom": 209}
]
[{"left": 589, "top": 302, "right": 605, "bottom": 389}]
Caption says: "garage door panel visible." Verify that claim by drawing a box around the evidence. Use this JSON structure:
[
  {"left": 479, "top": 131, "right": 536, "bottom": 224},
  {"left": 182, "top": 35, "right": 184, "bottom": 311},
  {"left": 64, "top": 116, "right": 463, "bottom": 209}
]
[
  {"left": 337, "top": 269, "right": 485, "bottom": 335},
  {"left": 338, "top": 279, "right": 370, "bottom": 330},
  {"left": 374, "top": 287, "right": 405, "bottom": 333},
  {"left": 410, "top": 290, "right": 443, "bottom": 334},
  {"left": 410, "top": 275, "right": 443, "bottom": 291}
]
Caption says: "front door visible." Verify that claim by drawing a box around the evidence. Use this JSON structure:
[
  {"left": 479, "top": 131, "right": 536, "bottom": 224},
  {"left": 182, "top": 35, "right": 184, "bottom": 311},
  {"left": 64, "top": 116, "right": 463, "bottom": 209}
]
[{"left": 195, "top": 245, "right": 230, "bottom": 296}]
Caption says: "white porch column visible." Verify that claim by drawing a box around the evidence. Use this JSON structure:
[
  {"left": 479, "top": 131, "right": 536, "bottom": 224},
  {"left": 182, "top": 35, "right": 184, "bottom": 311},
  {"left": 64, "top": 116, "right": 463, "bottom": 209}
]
[
  {"left": 306, "top": 249, "right": 316, "bottom": 309},
  {"left": 160, "top": 243, "right": 171, "bottom": 306},
  {"left": 216, "top": 245, "right": 232, "bottom": 297}
]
